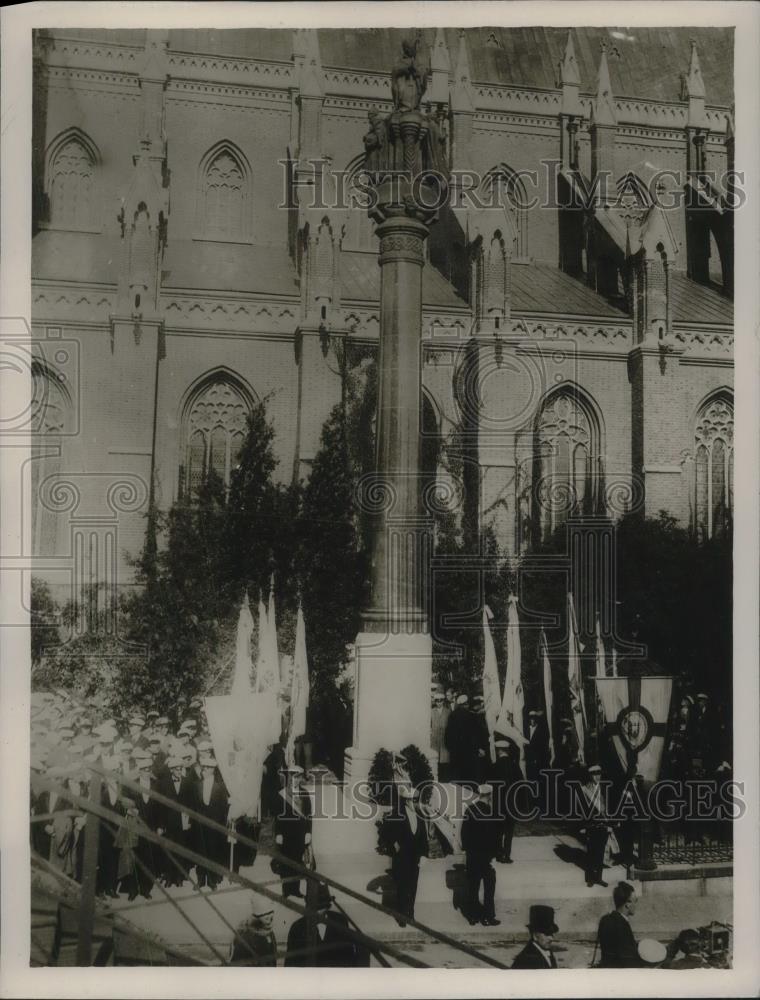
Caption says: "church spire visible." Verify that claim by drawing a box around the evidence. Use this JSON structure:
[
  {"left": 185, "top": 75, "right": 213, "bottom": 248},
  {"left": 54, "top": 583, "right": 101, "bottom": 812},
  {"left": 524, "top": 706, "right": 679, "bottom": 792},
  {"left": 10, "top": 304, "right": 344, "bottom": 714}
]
[
  {"left": 429, "top": 27, "right": 451, "bottom": 104},
  {"left": 451, "top": 29, "right": 475, "bottom": 113},
  {"left": 684, "top": 38, "right": 707, "bottom": 128},
  {"left": 559, "top": 30, "right": 582, "bottom": 117},
  {"left": 591, "top": 41, "right": 617, "bottom": 126}
]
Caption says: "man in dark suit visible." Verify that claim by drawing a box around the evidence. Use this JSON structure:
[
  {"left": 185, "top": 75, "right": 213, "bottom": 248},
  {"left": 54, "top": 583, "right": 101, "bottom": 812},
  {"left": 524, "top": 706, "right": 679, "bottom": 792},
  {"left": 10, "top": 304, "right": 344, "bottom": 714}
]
[
  {"left": 123, "top": 747, "right": 164, "bottom": 900},
  {"left": 597, "top": 881, "right": 640, "bottom": 967},
  {"left": 191, "top": 754, "right": 230, "bottom": 890},
  {"left": 445, "top": 694, "right": 478, "bottom": 786},
  {"left": 284, "top": 882, "right": 369, "bottom": 967},
  {"left": 489, "top": 737, "right": 523, "bottom": 864},
  {"left": 273, "top": 765, "right": 312, "bottom": 899},
  {"left": 581, "top": 763, "right": 611, "bottom": 887},
  {"left": 384, "top": 784, "right": 428, "bottom": 925},
  {"left": 229, "top": 906, "right": 278, "bottom": 966},
  {"left": 461, "top": 784, "right": 501, "bottom": 926},
  {"left": 512, "top": 905, "right": 560, "bottom": 968},
  {"left": 525, "top": 709, "right": 551, "bottom": 784}
]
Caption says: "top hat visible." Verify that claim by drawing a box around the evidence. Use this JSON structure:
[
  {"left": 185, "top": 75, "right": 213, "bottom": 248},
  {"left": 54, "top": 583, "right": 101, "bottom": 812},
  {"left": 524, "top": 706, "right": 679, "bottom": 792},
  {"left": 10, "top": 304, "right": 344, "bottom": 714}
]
[
  {"left": 314, "top": 881, "right": 333, "bottom": 909},
  {"left": 528, "top": 904, "right": 558, "bottom": 935}
]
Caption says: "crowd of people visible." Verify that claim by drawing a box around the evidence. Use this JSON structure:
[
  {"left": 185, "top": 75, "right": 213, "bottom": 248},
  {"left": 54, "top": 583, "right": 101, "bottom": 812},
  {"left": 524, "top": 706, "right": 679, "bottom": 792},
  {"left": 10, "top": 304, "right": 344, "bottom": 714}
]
[
  {"left": 30, "top": 684, "right": 731, "bottom": 968},
  {"left": 30, "top": 689, "right": 303, "bottom": 902}
]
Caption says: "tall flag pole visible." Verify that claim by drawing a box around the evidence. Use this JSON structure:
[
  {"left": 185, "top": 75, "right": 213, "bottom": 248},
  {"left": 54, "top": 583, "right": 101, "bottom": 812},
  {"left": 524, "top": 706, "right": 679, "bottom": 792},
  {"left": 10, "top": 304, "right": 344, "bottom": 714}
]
[
  {"left": 255, "top": 590, "right": 268, "bottom": 691},
  {"left": 595, "top": 613, "right": 606, "bottom": 678},
  {"left": 567, "top": 592, "right": 586, "bottom": 764},
  {"left": 230, "top": 592, "right": 254, "bottom": 699},
  {"left": 482, "top": 605, "right": 501, "bottom": 762},
  {"left": 540, "top": 628, "right": 555, "bottom": 765},
  {"left": 286, "top": 603, "right": 310, "bottom": 766},
  {"left": 497, "top": 594, "right": 527, "bottom": 766},
  {"left": 268, "top": 573, "right": 281, "bottom": 685},
  {"left": 594, "top": 613, "right": 607, "bottom": 737}
]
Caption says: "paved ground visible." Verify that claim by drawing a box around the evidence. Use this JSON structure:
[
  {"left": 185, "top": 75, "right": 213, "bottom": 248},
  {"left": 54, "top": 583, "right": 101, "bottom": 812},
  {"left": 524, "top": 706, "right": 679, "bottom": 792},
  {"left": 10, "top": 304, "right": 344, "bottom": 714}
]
[{"left": 101, "top": 828, "right": 732, "bottom": 969}]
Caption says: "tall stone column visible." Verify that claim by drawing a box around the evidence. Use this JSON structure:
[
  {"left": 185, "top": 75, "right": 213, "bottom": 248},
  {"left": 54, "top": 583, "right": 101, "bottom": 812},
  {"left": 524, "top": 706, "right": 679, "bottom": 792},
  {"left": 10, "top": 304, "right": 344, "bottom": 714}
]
[{"left": 345, "top": 95, "right": 447, "bottom": 782}]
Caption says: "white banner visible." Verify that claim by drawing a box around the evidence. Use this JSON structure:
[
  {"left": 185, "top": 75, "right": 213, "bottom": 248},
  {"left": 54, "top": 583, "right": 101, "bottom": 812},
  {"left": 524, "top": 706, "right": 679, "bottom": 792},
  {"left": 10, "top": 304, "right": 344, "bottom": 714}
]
[
  {"left": 595, "top": 676, "right": 673, "bottom": 783},
  {"left": 204, "top": 691, "right": 279, "bottom": 820}
]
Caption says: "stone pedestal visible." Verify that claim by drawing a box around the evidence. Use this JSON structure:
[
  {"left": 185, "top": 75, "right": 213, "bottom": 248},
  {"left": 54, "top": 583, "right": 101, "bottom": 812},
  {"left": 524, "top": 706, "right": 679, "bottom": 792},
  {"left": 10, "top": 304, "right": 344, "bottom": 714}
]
[{"left": 344, "top": 631, "right": 437, "bottom": 782}]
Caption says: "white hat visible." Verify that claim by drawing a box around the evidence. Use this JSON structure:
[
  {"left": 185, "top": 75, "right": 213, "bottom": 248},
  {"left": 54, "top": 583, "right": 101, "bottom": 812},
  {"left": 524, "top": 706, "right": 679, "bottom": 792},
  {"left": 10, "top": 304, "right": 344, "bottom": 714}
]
[
  {"left": 638, "top": 938, "right": 667, "bottom": 965},
  {"left": 477, "top": 783, "right": 494, "bottom": 796},
  {"left": 456, "top": 694, "right": 469, "bottom": 705}
]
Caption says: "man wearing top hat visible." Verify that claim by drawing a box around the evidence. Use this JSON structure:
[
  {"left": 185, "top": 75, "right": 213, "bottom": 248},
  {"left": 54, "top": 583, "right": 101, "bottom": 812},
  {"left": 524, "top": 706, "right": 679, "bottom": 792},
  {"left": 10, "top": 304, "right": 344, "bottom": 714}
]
[
  {"left": 511, "top": 905, "right": 560, "bottom": 968},
  {"left": 273, "top": 765, "right": 312, "bottom": 899},
  {"left": 284, "top": 881, "right": 369, "bottom": 967},
  {"left": 383, "top": 783, "right": 429, "bottom": 925},
  {"left": 460, "top": 783, "right": 501, "bottom": 926},
  {"left": 229, "top": 904, "right": 278, "bottom": 967}
]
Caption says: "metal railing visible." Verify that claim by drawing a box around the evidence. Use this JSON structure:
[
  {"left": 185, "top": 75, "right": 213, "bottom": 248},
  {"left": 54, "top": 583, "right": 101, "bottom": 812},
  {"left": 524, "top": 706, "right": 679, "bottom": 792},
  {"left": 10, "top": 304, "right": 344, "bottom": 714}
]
[{"left": 31, "top": 764, "right": 511, "bottom": 969}]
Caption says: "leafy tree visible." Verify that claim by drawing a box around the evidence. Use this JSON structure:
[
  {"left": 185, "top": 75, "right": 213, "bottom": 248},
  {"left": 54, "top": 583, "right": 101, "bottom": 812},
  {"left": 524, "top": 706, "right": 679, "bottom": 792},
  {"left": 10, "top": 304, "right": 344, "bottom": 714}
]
[
  {"left": 120, "top": 473, "right": 232, "bottom": 717},
  {"left": 299, "top": 403, "right": 365, "bottom": 773},
  {"left": 30, "top": 576, "right": 60, "bottom": 667}
]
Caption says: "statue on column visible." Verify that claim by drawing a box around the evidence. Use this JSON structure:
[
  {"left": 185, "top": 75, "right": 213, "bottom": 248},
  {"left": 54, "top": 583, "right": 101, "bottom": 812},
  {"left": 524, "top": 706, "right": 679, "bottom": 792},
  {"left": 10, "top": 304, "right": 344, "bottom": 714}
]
[{"left": 391, "top": 37, "right": 428, "bottom": 112}]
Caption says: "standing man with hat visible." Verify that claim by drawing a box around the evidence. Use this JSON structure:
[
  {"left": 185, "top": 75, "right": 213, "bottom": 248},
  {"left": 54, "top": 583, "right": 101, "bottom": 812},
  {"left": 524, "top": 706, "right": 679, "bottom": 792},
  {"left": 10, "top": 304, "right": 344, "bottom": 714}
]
[
  {"left": 229, "top": 905, "right": 278, "bottom": 966},
  {"left": 511, "top": 905, "right": 560, "bottom": 968},
  {"left": 445, "top": 694, "right": 478, "bottom": 786},
  {"left": 383, "top": 783, "right": 428, "bottom": 926},
  {"left": 284, "top": 881, "right": 369, "bottom": 967},
  {"left": 273, "top": 765, "right": 312, "bottom": 899},
  {"left": 192, "top": 751, "right": 230, "bottom": 891},
  {"left": 460, "top": 784, "right": 501, "bottom": 926},
  {"left": 489, "top": 736, "right": 524, "bottom": 864},
  {"left": 430, "top": 690, "right": 451, "bottom": 782},
  {"left": 128, "top": 715, "right": 149, "bottom": 750},
  {"left": 581, "top": 764, "right": 611, "bottom": 888},
  {"left": 525, "top": 709, "right": 551, "bottom": 785}
]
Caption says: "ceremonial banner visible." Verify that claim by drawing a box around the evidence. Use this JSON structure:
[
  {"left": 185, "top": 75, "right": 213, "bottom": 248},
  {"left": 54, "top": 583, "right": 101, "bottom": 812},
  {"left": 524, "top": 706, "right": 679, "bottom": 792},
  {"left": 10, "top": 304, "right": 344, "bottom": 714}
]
[
  {"left": 205, "top": 692, "right": 276, "bottom": 820},
  {"left": 595, "top": 676, "right": 673, "bottom": 782},
  {"left": 540, "top": 629, "right": 556, "bottom": 764},
  {"left": 256, "top": 591, "right": 279, "bottom": 695},
  {"left": 481, "top": 605, "right": 501, "bottom": 761},
  {"left": 230, "top": 593, "right": 254, "bottom": 700},
  {"left": 567, "top": 593, "right": 586, "bottom": 764},
  {"left": 594, "top": 614, "right": 606, "bottom": 679},
  {"left": 497, "top": 595, "right": 526, "bottom": 766},
  {"left": 286, "top": 605, "right": 310, "bottom": 765}
]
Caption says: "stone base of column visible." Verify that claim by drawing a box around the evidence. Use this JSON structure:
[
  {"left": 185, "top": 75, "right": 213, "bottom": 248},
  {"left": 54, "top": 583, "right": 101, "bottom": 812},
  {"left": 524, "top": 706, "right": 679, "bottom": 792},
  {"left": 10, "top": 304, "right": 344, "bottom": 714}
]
[{"left": 344, "top": 629, "right": 437, "bottom": 783}]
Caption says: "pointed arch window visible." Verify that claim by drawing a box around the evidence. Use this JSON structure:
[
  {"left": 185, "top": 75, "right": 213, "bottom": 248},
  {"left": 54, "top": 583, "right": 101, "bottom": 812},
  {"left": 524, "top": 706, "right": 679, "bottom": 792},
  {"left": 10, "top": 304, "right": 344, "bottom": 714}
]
[
  {"left": 31, "top": 366, "right": 71, "bottom": 556},
  {"left": 533, "top": 389, "right": 602, "bottom": 541},
  {"left": 694, "top": 394, "right": 733, "bottom": 540},
  {"left": 197, "top": 142, "right": 252, "bottom": 242},
  {"left": 46, "top": 130, "right": 100, "bottom": 231},
  {"left": 479, "top": 165, "right": 529, "bottom": 259},
  {"left": 180, "top": 377, "right": 252, "bottom": 497}
]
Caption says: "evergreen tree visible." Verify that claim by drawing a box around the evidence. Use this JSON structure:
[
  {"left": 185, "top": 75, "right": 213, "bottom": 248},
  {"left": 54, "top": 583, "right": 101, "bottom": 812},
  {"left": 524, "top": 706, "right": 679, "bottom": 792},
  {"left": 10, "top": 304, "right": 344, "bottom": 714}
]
[{"left": 299, "top": 403, "right": 366, "bottom": 772}]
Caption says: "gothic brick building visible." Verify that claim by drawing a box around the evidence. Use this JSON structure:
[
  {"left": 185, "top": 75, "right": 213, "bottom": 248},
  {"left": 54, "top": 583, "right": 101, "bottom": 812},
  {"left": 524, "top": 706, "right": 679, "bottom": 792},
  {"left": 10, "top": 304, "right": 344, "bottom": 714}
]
[{"left": 30, "top": 27, "right": 734, "bottom": 599}]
